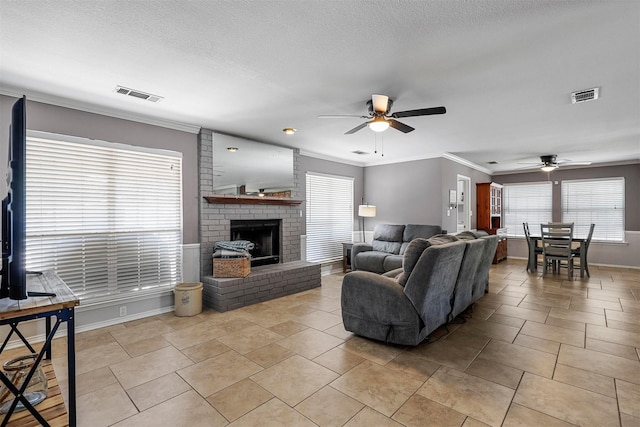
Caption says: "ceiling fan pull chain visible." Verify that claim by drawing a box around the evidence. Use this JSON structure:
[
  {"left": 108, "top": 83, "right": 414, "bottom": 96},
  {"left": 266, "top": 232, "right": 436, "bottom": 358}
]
[
  {"left": 381, "top": 135, "right": 384, "bottom": 157},
  {"left": 374, "top": 133, "right": 378, "bottom": 154}
]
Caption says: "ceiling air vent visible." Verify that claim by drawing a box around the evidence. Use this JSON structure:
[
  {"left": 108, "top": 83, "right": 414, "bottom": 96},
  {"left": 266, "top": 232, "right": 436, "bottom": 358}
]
[
  {"left": 114, "top": 86, "right": 163, "bottom": 103},
  {"left": 352, "top": 150, "right": 369, "bottom": 155},
  {"left": 487, "top": 161, "right": 498, "bottom": 165},
  {"left": 571, "top": 87, "right": 599, "bottom": 104}
]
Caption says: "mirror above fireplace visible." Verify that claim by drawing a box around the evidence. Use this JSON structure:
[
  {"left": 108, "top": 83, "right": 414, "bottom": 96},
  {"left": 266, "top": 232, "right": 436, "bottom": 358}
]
[{"left": 212, "top": 133, "right": 294, "bottom": 197}]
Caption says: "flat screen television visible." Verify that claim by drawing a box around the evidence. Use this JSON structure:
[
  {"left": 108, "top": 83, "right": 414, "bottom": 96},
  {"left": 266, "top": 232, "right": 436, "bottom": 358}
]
[{"left": 1, "top": 96, "right": 54, "bottom": 300}]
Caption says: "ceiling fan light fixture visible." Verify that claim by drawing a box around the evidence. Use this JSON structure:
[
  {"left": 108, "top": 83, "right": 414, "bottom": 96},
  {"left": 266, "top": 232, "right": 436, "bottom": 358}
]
[
  {"left": 282, "top": 127, "right": 297, "bottom": 135},
  {"left": 541, "top": 164, "right": 557, "bottom": 172},
  {"left": 368, "top": 117, "right": 389, "bottom": 132}
]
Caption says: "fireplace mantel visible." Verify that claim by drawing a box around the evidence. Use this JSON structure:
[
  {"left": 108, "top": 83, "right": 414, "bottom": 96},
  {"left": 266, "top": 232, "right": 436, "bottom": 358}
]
[{"left": 204, "top": 195, "right": 304, "bottom": 206}]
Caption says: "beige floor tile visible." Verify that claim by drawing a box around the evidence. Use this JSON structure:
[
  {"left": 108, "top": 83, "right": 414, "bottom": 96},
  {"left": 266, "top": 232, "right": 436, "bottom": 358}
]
[
  {"left": 74, "top": 341, "right": 130, "bottom": 377},
  {"left": 418, "top": 366, "right": 514, "bottom": 427},
  {"left": 549, "top": 307, "right": 607, "bottom": 326},
  {"left": 589, "top": 288, "right": 635, "bottom": 301},
  {"left": 216, "top": 324, "right": 284, "bottom": 354},
  {"left": 522, "top": 294, "right": 571, "bottom": 309},
  {"left": 514, "top": 373, "right": 619, "bottom": 426},
  {"left": 520, "top": 320, "right": 585, "bottom": 347},
  {"left": 585, "top": 337, "right": 639, "bottom": 360},
  {"left": 295, "top": 386, "right": 364, "bottom": 426},
  {"left": 312, "top": 347, "right": 365, "bottom": 374},
  {"left": 276, "top": 327, "right": 344, "bottom": 359},
  {"left": 207, "top": 378, "right": 273, "bottom": 421},
  {"left": 292, "top": 309, "right": 343, "bottom": 330},
  {"left": 570, "top": 297, "right": 623, "bottom": 312},
  {"left": 158, "top": 312, "right": 205, "bottom": 330},
  {"left": 486, "top": 313, "right": 525, "bottom": 328},
  {"left": 250, "top": 354, "right": 338, "bottom": 406},
  {"left": 462, "top": 417, "right": 492, "bottom": 427},
  {"left": 178, "top": 350, "right": 263, "bottom": 397},
  {"left": 467, "top": 305, "right": 496, "bottom": 320},
  {"left": 616, "top": 379, "right": 640, "bottom": 418},
  {"left": 323, "top": 322, "right": 355, "bottom": 340},
  {"left": 344, "top": 406, "right": 404, "bottom": 427},
  {"left": 465, "top": 358, "right": 523, "bottom": 389},
  {"left": 553, "top": 364, "right": 616, "bottom": 398},
  {"left": 126, "top": 372, "right": 192, "bottom": 411},
  {"left": 162, "top": 321, "right": 230, "bottom": 350},
  {"left": 502, "top": 403, "right": 576, "bottom": 427},
  {"left": 113, "top": 390, "right": 227, "bottom": 427},
  {"left": 330, "top": 360, "right": 423, "bottom": 417},
  {"left": 266, "top": 320, "right": 308, "bottom": 336},
  {"left": 392, "top": 393, "right": 467, "bottom": 427},
  {"left": 513, "top": 333, "right": 560, "bottom": 355},
  {"left": 110, "top": 345, "right": 194, "bottom": 390},
  {"left": 180, "top": 338, "right": 231, "bottom": 363},
  {"left": 236, "top": 307, "right": 296, "bottom": 328},
  {"left": 407, "top": 331, "right": 488, "bottom": 371},
  {"left": 339, "top": 336, "right": 406, "bottom": 365},
  {"left": 545, "top": 315, "right": 586, "bottom": 332},
  {"left": 558, "top": 344, "right": 640, "bottom": 384},
  {"left": 621, "top": 413, "right": 640, "bottom": 427},
  {"left": 119, "top": 335, "right": 172, "bottom": 357},
  {"left": 77, "top": 382, "right": 138, "bottom": 427},
  {"left": 458, "top": 318, "right": 521, "bottom": 343},
  {"left": 69, "top": 366, "right": 118, "bottom": 397},
  {"left": 608, "top": 319, "right": 640, "bottom": 333},
  {"left": 228, "top": 398, "right": 316, "bottom": 427},
  {"left": 494, "top": 305, "right": 549, "bottom": 323},
  {"left": 110, "top": 319, "right": 176, "bottom": 346},
  {"left": 587, "top": 324, "right": 640, "bottom": 348},
  {"left": 477, "top": 340, "right": 556, "bottom": 378},
  {"left": 75, "top": 331, "right": 117, "bottom": 352},
  {"left": 244, "top": 342, "right": 295, "bottom": 367},
  {"left": 386, "top": 351, "right": 441, "bottom": 381}
]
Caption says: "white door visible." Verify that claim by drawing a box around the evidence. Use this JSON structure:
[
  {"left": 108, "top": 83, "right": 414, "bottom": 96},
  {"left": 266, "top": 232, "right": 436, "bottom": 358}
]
[{"left": 457, "top": 175, "right": 471, "bottom": 233}]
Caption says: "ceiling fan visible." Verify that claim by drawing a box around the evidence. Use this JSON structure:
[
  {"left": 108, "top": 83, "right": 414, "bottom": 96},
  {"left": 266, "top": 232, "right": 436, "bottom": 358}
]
[
  {"left": 519, "top": 155, "right": 592, "bottom": 172},
  {"left": 318, "top": 94, "right": 446, "bottom": 134}
]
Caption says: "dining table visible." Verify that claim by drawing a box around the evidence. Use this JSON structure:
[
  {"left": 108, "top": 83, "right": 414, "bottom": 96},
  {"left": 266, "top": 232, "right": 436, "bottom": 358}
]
[{"left": 527, "top": 235, "right": 588, "bottom": 278}]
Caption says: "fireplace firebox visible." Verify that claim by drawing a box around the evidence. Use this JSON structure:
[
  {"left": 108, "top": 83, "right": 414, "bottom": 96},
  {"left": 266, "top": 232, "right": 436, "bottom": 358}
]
[{"left": 230, "top": 219, "right": 281, "bottom": 266}]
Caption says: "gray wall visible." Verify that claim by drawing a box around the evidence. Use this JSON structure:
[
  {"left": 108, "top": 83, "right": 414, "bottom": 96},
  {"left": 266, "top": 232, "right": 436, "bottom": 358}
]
[
  {"left": 493, "top": 163, "right": 640, "bottom": 231},
  {"left": 364, "top": 157, "right": 491, "bottom": 232},
  {"left": 298, "top": 155, "right": 364, "bottom": 234},
  {"left": 0, "top": 95, "right": 199, "bottom": 243}
]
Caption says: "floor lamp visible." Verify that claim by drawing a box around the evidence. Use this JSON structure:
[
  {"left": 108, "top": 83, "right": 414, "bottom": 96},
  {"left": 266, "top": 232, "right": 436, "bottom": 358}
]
[{"left": 358, "top": 203, "right": 377, "bottom": 243}]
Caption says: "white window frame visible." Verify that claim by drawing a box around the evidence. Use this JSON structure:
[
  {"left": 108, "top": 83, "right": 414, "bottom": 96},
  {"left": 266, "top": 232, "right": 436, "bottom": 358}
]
[
  {"left": 562, "top": 177, "right": 625, "bottom": 242},
  {"left": 305, "top": 172, "right": 354, "bottom": 263},
  {"left": 503, "top": 182, "right": 553, "bottom": 237},
  {"left": 26, "top": 131, "right": 183, "bottom": 302}
]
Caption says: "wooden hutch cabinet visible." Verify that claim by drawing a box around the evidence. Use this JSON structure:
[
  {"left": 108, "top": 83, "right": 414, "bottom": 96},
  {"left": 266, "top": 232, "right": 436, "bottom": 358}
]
[{"left": 476, "top": 182, "right": 507, "bottom": 263}]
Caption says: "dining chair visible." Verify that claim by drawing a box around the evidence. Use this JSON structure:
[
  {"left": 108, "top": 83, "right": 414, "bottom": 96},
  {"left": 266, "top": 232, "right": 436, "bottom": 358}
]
[
  {"left": 540, "top": 223, "right": 576, "bottom": 279},
  {"left": 573, "top": 223, "right": 595, "bottom": 278},
  {"left": 523, "top": 222, "right": 543, "bottom": 272}
]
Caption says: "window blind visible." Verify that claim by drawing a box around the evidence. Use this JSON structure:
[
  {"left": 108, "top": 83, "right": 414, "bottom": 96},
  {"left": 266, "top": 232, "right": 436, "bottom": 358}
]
[
  {"left": 26, "top": 135, "right": 182, "bottom": 302},
  {"left": 503, "top": 182, "right": 552, "bottom": 237},
  {"left": 562, "top": 177, "right": 625, "bottom": 241},
  {"left": 306, "top": 172, "right": 353, "bottom": 263}
]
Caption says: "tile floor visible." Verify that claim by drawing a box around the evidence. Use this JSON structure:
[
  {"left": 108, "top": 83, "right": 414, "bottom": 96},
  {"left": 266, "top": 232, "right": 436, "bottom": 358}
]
[{"left": 4, "top": 258, "right": 640, "bottom": 426}]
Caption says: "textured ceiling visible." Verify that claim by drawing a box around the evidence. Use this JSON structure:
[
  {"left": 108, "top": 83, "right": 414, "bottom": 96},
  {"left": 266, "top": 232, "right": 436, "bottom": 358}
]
[{"left": 1, "top": 0, "right": 638, "bottom": 172}]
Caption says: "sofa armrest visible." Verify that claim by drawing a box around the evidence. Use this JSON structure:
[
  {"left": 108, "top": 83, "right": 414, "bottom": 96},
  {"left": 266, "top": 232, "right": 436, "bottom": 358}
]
[
  {"left": 351, "top": 243, "right": 373, "bottom": 270},
  {"left": 341, "top": 272, "right": 418, "bottom": 323}
]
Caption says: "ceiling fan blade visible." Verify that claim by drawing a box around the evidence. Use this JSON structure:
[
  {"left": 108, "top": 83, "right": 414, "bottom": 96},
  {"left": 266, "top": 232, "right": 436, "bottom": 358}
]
[
  {"left": 389, "top": 119, "right": 415, "bottom": 133},
  {"left": 557, "top": 160, "right": 592, "bottom": 166},
  {"left": 318, "top": 114, "right": 369, "bottom": 119},
  {"left": 391, "top": 106, "right": 446, "bottom": 118},
  {"left": 371, "top": 94, "right": 390, "bottom": 113},
  {"left": 345, "top": 122, "right": 368, "bottom": 134}
]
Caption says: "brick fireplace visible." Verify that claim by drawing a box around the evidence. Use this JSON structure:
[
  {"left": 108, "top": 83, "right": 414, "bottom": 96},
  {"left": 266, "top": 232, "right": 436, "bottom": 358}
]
[{"left": 197, "top": 129, "right": 320, "bottom": 311}]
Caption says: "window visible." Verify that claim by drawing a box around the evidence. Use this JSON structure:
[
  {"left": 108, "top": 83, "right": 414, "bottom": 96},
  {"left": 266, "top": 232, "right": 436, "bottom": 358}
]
[
  {"left": 306, "top": 172, "right": 353, "bottom": 263},
  {"left": 503, "top": 182, "right": 552, "bottom": 237},
  {"left": 26, "top": 133, "right": 182, "bottom": 302},
  {"left": 562, "top": 178, "right": 625, "bottom": 241}
]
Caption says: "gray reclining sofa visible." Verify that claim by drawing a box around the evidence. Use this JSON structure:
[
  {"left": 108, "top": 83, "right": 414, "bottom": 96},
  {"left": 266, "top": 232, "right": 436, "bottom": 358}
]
[
  {"left": 351, "top": 224, "right": 443, "bottom": 274},
  {"left": 341, "top": 231, "right": 498, "bottom": 345}
]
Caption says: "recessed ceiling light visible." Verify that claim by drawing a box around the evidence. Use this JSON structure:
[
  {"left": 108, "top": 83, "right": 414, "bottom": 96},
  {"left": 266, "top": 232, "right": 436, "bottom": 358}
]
[
  {"left": 282, "top": 128, "right": 297, "bottom": 135},
  {"left": 227, "top": 147, "right": 238, "bottom": 152}
]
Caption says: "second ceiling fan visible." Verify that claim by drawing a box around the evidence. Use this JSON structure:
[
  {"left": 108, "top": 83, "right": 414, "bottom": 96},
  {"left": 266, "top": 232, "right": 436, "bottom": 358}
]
[{"left": 319, "top": 94, "right": 446, "bottom": 134}]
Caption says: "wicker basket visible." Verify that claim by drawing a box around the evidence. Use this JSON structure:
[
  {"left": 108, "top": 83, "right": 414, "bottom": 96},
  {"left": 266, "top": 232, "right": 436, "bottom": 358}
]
[{"left": 213, "top": 257, "right": 251, "bottom": 278}]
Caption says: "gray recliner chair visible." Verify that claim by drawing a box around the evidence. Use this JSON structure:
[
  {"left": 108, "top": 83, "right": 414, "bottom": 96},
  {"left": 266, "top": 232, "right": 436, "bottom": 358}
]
[{"left": 341, "top": 239, "right": 466, "bottom": 345}]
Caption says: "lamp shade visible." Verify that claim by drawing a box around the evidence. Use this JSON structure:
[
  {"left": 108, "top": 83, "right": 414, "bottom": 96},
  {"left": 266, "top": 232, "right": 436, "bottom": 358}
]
[{"left": 358, "top": 205, "right": 377, "bottom": 217}]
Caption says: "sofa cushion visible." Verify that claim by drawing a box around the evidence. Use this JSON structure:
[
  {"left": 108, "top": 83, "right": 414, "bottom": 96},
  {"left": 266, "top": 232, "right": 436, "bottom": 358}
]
[
  {"left": 398, "top": 238, "right": 432, "bottom": 286},
  {"left": 353, "top": 251, "right": 389, "bottom": 274},
  {"left": 371, "top": 224, "right": 404, "bottom": 254},
  {"left": 428, "top": 234, "right": 459, "bottom": 245},
  {"left": 399, "top": 224, "right": 443, "bottom": 254},
  {"left": 457, "top": 230, "right": 489, "bottom": 240},
  {"left": 383, "top": 255, "right": 403, "bottom": 272}
]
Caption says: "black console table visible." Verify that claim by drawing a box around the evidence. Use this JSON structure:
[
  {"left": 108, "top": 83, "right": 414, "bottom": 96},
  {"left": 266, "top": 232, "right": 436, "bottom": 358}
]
[{"left": 0, "top": 271, "right": 79, "bottom": 426}]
